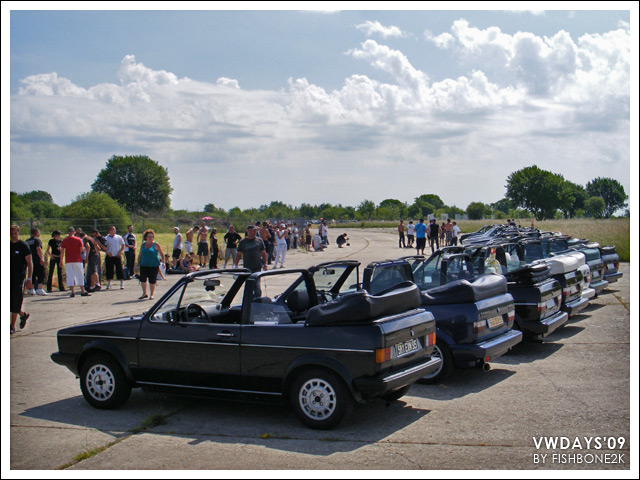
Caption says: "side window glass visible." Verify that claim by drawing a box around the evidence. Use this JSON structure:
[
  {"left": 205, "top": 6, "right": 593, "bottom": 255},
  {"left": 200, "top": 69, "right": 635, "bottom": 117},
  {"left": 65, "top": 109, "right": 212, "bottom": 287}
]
[{"left": 249, "top": 273, "right": 306, "bottom": 325}]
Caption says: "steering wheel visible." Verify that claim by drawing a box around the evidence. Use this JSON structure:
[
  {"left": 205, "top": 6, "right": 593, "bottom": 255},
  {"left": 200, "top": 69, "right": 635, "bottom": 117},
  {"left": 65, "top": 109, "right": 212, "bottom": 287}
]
[{"left": 186, "top": 303, "right": 211, "bottom": 323}]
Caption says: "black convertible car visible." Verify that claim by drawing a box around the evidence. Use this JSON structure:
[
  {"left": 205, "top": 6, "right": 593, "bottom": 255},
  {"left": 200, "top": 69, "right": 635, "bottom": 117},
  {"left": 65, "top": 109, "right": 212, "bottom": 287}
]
[{"left": 52, "top": 267, "right": 440, "bottom": 429}]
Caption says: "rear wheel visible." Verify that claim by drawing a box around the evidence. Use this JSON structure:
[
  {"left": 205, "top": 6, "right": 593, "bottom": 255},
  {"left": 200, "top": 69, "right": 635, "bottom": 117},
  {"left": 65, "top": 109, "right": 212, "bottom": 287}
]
[
  {"left": 80, "top": 353, "right": 131, "bottom": 409},
  {"left": 418, "top": 340, "right": 454, "bottom": 384},
  {"left": 290, "top": 368, "right": 352, "bottom": 430}
]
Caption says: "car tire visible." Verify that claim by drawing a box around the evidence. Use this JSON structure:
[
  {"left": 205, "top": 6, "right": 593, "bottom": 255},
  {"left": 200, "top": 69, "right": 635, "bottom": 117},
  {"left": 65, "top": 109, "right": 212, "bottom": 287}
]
[
  {"left": 418, "top": 340, "right": 454, "bottom": 384},
  {"left": 380, "top": 384, "right": 411, "bottom": 402},
  {"left": 290, "top": 368, "right": 352, "bottom": 430},
  {"left": 80, "top": 353, "right": 131, "bottom": 409}
]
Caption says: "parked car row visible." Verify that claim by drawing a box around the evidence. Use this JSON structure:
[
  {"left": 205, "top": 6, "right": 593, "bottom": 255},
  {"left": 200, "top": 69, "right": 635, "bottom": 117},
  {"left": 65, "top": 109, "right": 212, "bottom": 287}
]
[{"left": 50, "top": 226, "right": 622, "bottom": 429}]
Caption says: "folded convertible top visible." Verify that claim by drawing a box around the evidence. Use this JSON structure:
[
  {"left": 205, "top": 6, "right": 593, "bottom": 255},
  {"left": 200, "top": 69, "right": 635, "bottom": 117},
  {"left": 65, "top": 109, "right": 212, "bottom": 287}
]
[
  {"left": 421, "top": 274, "right": 508, "bottom": 305},
  {"left": 305, "top": 281, "right": 422, "bottom": 326}
]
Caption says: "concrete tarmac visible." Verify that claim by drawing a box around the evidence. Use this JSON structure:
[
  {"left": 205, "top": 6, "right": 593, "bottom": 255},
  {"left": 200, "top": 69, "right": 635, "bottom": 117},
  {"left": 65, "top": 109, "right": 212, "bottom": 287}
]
[{"left": 7, "top": 229, "right": 633, "bottom": 472}]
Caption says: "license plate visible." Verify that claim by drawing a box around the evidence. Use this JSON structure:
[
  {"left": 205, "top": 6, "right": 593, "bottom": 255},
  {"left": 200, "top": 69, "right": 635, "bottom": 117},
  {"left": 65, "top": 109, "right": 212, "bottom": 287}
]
[
  {"left": 546, "top": 298, "right": 556, "bottom": 309},
  {"left": 487, "top": 316, "right": 504, "bottom": 329},
  {"left": 607, "top": 263, "right": 615, "bottom": 270},
  {"left": 592, "top": 271, "right": 600, "bottom": 278},
  {"left": 395, "top": 338, "right": 421, "bottom": 357}
]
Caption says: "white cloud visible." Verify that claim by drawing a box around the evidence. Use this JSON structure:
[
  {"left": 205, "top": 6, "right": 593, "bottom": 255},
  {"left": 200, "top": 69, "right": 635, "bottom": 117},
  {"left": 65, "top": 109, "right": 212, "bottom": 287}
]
[
  {"left": 355, "top": 20, "right": 406, "bottom": 38},
  {"left": 10, "top": 21, "right": 630, "bottom": 211}
]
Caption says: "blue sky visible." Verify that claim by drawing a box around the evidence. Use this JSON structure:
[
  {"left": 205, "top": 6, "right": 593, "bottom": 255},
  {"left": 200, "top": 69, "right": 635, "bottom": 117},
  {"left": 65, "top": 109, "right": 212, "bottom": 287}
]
[{"left": 5, "top": 3, "right": 637, "bottom": 213}]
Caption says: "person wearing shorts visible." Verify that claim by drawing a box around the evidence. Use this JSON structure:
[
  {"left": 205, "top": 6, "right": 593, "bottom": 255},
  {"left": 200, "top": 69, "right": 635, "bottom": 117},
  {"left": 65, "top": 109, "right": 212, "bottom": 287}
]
[
  {"left": 223, "top": 225, "right": 242, "bottom": 268},
  {"left": 137, "top": 229, "right": 165, "bottom": 300},
  {"left": 414, "top": 219, "right": 428, "bottom": 256},
  {"left": 60, "top": 227, "right": 90, "bottom": 298}
]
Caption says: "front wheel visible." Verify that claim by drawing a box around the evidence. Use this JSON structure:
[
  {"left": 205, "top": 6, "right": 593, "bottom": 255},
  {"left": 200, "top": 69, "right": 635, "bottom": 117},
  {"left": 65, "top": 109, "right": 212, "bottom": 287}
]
[
  {"left": 418, "top": 340, "right": 454, "bottom": 384},
  {"left": 80, "top": 353, "right": 131, "bottom": 409},
  {"left": 290, "top": 369, "right": 352, "bottom": 430}
]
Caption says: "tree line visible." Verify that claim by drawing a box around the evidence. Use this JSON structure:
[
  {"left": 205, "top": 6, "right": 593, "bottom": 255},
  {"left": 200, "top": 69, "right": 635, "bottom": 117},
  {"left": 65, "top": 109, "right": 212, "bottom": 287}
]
[{"left": 10, "top": 156, "right": 629, "bottom": 224}]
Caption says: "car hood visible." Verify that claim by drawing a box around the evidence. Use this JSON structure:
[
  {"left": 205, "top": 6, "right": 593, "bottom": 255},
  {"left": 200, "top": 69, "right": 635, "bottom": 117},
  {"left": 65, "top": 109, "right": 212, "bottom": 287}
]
[{"left": 57, "top": 316, "right": 143, "bottom": 339}]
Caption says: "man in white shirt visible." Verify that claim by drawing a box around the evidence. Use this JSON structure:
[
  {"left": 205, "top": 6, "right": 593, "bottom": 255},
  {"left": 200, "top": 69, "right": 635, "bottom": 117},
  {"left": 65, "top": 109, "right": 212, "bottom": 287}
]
[
  {"left": 274, "top": 224, "right": 289, "bottom": 268},
  {"left": 452, "top": 221, "right": 461, "bottom": 246},
  {"left": 406, "top": 221, "right": 416, "bottom": 248},
  {"left": 105, "top": 226, "right": 125, "bottom": 290}
]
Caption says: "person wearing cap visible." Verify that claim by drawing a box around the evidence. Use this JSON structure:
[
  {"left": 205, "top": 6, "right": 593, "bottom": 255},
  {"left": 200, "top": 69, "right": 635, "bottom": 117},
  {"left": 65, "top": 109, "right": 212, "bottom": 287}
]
[
  {"left": 235, "top": 225, "right": 267, "bottom": 273},
  {"left": 274, "top": 223, "right": 289, "bottom": 268}
]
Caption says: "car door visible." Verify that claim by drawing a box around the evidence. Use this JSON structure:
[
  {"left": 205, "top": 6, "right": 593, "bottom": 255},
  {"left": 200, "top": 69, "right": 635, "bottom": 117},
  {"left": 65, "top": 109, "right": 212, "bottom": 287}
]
[{"left": 136, "top": 274, "right": 244, "bottom": 391}]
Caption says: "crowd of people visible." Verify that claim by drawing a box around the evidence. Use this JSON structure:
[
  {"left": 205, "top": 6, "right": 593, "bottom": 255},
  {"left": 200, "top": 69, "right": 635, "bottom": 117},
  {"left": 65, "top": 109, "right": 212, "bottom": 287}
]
[
  {"left": 398, "top": 218, "right": 461, "bottom": 255},
  {"left": 10, "top": 218, "right": 352, "bottom": 333}
]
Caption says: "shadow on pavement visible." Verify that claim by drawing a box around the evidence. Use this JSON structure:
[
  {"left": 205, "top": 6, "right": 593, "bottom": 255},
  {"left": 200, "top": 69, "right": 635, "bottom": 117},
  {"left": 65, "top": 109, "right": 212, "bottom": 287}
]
[
  {"left": 412, "top": 367, "right": 516, "bottom": 401},
  {"left": 19, "top": 389, "right": 429, "bottom": 455}
]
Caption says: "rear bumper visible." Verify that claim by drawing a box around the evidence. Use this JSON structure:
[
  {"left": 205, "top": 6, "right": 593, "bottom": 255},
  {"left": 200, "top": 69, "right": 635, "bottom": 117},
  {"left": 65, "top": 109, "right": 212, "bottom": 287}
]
[
  {"left": 563, "top": 296, "right": 589, "bottom": 317},
  {"left": 353, "top": 356, "right": 442, "bottom": 397},
  {"left": 451, "top": 329, "right": 523, "bottom": 368},
  {"left": 590, "top": 279, "right": 609, "bottom": 295},
  {"left": 519, "top": 310, "right": 569, "bottom": 337},
  {"left": 582, "top": 287, "right": 596, "bottom": 301},
  {"left": 604, "top": 272, "right": 622, "bottom": 284},
  {"left": 51, "top": 352, "right": 78, "bottom": 376}
]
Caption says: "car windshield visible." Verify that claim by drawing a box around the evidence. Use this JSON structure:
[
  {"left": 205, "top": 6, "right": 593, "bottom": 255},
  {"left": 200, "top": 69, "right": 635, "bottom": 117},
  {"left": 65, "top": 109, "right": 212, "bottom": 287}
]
[
  {"left": 311, "top": 264, "right": 359, "bottom": 296},
  {"left": 150, "top": 271, "right": 246, "bottom": 323}
]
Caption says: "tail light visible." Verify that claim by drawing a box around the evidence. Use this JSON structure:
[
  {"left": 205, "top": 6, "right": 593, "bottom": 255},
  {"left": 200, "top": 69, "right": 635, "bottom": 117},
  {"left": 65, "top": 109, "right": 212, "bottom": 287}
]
[
  {"left": 375, "top": 347, "right": 391, "bottom": 364},
  {"left": 507, "top": 308, "right": 515, "bottom": 326},
  {"left": 473, "top": 319, "right": 486, "bottom": 334},
  {"left": 426, "top": 332, "right": 436, "bottom": 347}
]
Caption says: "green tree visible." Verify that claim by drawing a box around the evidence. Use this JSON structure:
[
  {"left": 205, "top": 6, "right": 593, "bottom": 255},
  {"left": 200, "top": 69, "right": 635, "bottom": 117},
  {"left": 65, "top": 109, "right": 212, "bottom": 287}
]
[
  {"left": 29, "top": 201, "right": 63, "bottom": 218},
  {"left": 559, "top": 181, "right": 588, "bottom": 219},
  {"left": 585, "top": 196, "right": 606, "bottom": 219},
  {"left": 10, "top": 192, "right": 31, "bottom": 219},
  {"left": 299, "top": 203, "right": 318, "bottom": 219},
  {"left": 63, "top": 192, "right": 131, "bottom": 226},
  {"left": 19, "top": 190, "right": 55, "bottom": 204},
  {"left": 378, "top": 199, "right": 407, "bottom": 219},
  {"left": 585, "top": 177, "right": 628, "bottom": 218},
  {"left": 92, "top": 155, "right": 173, "bottom": 213},
  {"left": 505, "top": 165, "right": 564, "bottom": 220},
  {"left": 356, "top": 199, "right": 376, "bottom": 220},
  {"left": 415, "top": 194, "right": 445, "bottom": 210},
  {"left": 466, "top": 202, "right": 486, "bottom": 220},
  {"left": 490, "top": 198, "right": 513, "bottom": 215}
]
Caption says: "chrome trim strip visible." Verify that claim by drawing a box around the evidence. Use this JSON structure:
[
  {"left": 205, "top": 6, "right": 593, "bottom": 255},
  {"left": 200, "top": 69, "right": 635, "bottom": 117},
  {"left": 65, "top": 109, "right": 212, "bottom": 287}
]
[
  {"left": 139, "top": 338, "right": 235, "bottom": 346},
  {"left": 58, "top": 334, "right": 137, "bottom": 341},
  {"left": 137, "top": 381, "right": 282, "bottom": 397},
  {"left": 242, "top": 344, "right": 373, "bottom": 353},
  {"left": 139, "top": 338, "right": 371, "bottom": 353}
]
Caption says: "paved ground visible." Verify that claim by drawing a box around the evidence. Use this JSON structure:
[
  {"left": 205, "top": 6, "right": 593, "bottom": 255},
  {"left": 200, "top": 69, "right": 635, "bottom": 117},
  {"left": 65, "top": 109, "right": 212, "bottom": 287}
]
[{"left": 7, "top": 229, "right": 634, "bottom": 473}]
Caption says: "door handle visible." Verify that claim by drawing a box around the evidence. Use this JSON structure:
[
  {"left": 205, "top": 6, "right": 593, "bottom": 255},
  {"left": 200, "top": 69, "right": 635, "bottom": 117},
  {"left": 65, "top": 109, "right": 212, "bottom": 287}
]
[{"left": 217, "top": 331, "right": 235, "bottom": 338}]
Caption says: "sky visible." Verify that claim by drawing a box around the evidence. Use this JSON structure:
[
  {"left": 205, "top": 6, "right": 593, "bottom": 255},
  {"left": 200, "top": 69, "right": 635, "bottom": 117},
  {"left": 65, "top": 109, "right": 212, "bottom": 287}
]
[{"left": 4, "top": 2, "right": 638, "bottom": 213}]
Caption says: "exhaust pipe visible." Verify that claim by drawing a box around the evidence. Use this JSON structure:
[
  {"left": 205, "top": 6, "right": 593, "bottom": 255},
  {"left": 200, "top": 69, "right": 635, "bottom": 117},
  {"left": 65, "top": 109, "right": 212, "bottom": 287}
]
[{"left": 482, "top": 363, "right": 491, "bottom": 372}]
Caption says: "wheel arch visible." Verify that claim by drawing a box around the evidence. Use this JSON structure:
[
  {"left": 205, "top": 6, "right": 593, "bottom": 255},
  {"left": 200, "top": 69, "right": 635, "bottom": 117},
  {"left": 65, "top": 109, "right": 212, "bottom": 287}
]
[
  {"left": 283, "top": 354, "right": 362, "bottom": 403},
  {"left": 77, "top": 340, "right": 135, "bottom": 385}
]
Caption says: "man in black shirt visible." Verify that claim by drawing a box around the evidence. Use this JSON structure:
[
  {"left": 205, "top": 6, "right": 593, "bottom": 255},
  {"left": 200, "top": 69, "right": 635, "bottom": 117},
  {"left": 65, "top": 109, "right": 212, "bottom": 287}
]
[
  {"left": 25, "top": 228, "right": 47, "bottom": 295},
  {"left": 10, "top": 225, "right": 33, "bottom": 334},
  {"left": 46, "top": 230, "right": 65, "bottom": 292},
  {"left": 223, "top": 225, "right": 242, "bottom": 268},
  {"left": 428, "top": 219, "right": 440, "bottom": 254},
  {"left": 235, "top": 225, "right": 267, "bottom": 273}
]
